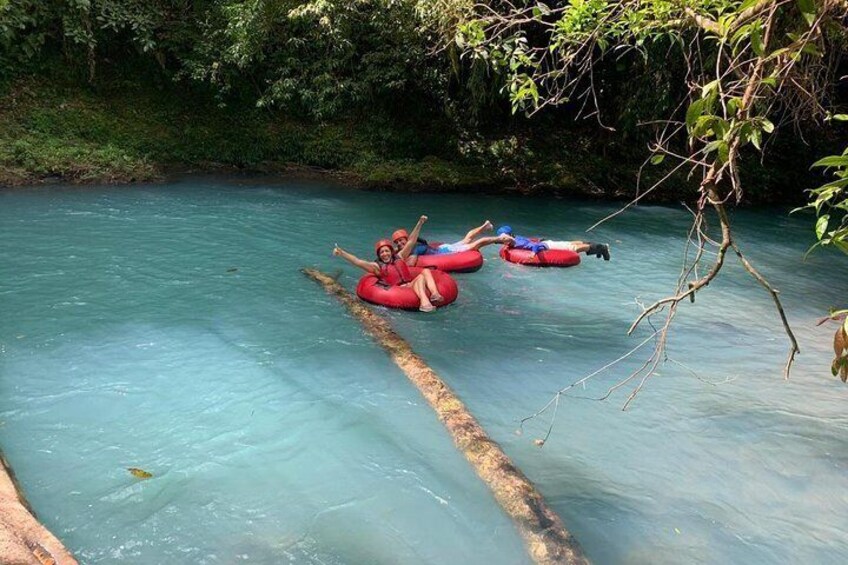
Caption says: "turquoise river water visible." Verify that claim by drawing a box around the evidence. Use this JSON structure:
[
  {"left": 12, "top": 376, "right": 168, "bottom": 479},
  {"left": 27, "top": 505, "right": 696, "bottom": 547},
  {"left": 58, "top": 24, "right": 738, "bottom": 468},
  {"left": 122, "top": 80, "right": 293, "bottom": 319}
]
[{"left": 1, "top": 177, "right": 847, "bottom": 564}]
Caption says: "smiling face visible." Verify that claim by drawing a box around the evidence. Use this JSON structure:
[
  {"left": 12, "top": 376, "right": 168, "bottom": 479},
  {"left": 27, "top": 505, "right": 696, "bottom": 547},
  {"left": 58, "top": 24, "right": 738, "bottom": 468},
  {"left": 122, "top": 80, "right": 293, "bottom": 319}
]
[
  {"left": 394, "top": 236, "right": 408, "bottom": 250},
  {"left": 378, "top": 245, "right": 394, "bottom": 263}
]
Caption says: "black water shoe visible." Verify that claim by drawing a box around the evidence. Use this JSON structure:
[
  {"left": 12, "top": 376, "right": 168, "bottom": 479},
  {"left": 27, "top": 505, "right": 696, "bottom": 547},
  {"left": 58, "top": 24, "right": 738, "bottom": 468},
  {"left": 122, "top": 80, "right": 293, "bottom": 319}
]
[{"left": 587, "top": 243, "right": 610, "bottom": 261}]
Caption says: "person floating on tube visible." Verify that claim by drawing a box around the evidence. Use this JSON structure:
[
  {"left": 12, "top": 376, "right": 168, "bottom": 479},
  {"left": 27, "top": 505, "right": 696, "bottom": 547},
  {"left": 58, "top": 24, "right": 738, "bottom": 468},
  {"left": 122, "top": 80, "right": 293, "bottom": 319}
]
[{"left": 496, "top": 225, "right": 610, "bottom": 260}]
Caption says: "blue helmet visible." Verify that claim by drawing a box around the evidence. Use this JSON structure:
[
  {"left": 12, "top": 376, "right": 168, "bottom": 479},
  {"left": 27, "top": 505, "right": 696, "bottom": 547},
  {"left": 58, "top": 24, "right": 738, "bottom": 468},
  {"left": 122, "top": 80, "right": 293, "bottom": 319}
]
[{"left": 496, "top": 225, "right": 513, "bottom": 236}]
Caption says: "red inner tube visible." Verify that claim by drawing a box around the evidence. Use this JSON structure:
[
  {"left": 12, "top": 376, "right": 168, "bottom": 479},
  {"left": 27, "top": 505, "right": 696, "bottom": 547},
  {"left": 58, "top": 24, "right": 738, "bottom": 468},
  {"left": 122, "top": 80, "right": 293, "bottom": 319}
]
[
  {"left": 414, "top": 244, "right": 483, "bottom": 273},
  {"left": 499, "top": 244, "right": 581, "bottom": 267},
  {"left": 356, "top": 266, "right": 459, "bottom": 310}
]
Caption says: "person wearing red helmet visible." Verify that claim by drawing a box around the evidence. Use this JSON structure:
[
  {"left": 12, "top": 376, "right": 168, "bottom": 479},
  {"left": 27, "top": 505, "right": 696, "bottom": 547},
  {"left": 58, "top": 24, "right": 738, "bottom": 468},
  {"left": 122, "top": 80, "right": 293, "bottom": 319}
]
[
  {"left": 391, "top": 228, "right": 431, "bottom": 258},
  {"left": 391, "top": 219, "right": 513, "bottom": 257},
  {"left": 332, "top": 215, "right": 443, "bottom": 312}
]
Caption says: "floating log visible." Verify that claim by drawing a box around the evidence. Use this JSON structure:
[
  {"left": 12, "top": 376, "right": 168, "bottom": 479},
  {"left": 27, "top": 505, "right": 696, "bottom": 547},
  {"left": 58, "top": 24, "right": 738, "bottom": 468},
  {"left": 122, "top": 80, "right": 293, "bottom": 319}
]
[
  {"left": 303, "top": 268, "right": 588, "bottom": 565},
  {"left": 0, "top": 450, "right": 78, "bottom": 564}
]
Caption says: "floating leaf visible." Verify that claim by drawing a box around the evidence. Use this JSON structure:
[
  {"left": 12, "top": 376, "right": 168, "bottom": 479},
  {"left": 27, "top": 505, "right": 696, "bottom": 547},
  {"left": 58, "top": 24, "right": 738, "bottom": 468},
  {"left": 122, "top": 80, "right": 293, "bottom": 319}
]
[
  {"left": 226, "top": 267, "right": 238, "bottom": 273},
  {"left": 128, "top": 467, "right": 153, "bottom": 479}
]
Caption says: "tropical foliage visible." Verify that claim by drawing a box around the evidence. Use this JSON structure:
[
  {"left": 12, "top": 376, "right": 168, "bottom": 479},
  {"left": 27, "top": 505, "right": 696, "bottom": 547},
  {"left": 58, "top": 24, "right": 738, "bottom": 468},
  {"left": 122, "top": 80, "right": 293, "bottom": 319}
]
[{"left": 450, "top": 0, "right": 848, "bottom": 400}]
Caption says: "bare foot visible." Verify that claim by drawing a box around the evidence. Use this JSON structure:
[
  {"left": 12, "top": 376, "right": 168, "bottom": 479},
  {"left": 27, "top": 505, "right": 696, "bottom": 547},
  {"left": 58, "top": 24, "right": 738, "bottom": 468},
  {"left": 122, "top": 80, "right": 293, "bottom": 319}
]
[
  {"left": 430, "top": 293, "right": 444, "bottom": 305},
  {"left": 498, "top": 234, "right": 515, "bottom": 244},
  {"left": 419, "top": 303, "right": 436, "bottom": 313},
  {"left": 483, "top": 220, "right": 493, "bottom": 231}
]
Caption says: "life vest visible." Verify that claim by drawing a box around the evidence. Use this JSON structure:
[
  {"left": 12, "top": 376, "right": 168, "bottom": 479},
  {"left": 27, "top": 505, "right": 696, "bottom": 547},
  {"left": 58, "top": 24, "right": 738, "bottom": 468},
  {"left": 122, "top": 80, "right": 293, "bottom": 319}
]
[{"left": 378, "top": 257, "right": 412, "bottom": 286}]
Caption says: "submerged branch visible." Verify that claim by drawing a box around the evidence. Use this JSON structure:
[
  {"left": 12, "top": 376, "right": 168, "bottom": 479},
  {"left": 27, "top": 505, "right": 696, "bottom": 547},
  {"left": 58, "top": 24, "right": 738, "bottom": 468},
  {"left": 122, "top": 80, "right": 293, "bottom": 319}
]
[{"left": 303, "top": 268, "right": 588, "bottom": 565}]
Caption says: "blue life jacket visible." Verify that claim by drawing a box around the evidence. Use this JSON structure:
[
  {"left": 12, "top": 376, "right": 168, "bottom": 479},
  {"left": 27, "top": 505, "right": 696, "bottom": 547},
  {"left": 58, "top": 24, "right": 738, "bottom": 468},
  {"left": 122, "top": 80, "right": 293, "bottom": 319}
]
[{"left": 511, "top": 235, "right": 548, "bottom": 254}]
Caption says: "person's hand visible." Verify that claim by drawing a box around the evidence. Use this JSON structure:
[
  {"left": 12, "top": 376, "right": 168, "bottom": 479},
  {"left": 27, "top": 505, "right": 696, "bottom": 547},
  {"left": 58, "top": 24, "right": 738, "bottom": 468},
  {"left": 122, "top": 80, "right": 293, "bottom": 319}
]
[
  {"left": 332, "top": 244, "right": 341, "bottom": 257},
  {"left": 419, "top": 215, "right": 428, "bottom": 223}
]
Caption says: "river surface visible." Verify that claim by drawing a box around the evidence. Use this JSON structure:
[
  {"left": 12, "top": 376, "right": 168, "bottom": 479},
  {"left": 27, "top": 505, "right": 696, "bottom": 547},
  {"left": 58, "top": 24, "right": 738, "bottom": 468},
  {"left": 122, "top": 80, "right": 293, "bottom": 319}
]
[{"left": 1, "top": 177, "right": 846, "bottom": 564}]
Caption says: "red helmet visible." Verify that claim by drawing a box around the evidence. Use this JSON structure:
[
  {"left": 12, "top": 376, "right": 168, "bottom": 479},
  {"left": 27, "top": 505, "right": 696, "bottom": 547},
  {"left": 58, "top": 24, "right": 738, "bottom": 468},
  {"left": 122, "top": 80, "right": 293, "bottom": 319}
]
[
  {"left": 374, "top": 239, "right": 394, "bottom": 255},
  {"left": 391, "top": 229, "right": 409, "bottom": 243}
]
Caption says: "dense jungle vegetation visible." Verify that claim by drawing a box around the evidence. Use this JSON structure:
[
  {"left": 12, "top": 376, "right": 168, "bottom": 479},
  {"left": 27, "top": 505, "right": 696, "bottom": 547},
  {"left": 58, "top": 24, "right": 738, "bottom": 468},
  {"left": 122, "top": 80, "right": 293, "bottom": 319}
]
[{"left": 0, "top": 1, "right": 842, "bottom": 202}]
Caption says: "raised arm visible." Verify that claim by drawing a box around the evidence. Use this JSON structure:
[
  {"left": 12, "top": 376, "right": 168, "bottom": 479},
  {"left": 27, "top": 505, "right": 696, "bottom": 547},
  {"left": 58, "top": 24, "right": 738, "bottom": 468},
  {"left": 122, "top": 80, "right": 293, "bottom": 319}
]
[
  {"left": 333, "top": 245, "right": 379, "bottom": 275},
  {"left": 397, "top": 215, "right": 428, "bottom": 260}
]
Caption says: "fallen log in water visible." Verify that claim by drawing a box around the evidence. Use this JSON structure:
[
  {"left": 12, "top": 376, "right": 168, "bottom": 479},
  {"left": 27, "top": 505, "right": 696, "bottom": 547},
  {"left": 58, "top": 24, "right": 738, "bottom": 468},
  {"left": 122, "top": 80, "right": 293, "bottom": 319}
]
[
  {"left": 0, "top": 450, "right": 78, "bottom": 564},
  {"left": 303, "top": 268, "right": 588, "bottom": 565}
]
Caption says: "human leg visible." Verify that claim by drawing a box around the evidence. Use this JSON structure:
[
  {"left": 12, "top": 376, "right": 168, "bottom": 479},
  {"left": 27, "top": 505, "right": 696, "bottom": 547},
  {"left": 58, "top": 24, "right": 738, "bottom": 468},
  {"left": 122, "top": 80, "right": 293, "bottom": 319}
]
[
  {"left": 542, "top": 240, "right": 589, "bottom": 252},
  {"left": 459, "top": 220, "right": 494, "bottom": 244},
  {"left": 541, "top": 239, "right": 609, "bottom": 260},
  {"left": 419, "top": 269, "right": 443, "bottom": 303},
  {"left": 466, "top": 234, "right": 513, "bottom": 251},
  {"left": 413, "top": 276, "right": 435, "bottom": 312}
]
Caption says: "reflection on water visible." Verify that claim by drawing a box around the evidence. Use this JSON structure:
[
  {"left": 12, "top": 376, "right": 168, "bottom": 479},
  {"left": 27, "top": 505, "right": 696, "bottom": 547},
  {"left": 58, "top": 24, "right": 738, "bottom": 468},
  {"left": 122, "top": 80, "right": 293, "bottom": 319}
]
[{"left": 1, "top": 178, "right": 846, "bottom": 563}]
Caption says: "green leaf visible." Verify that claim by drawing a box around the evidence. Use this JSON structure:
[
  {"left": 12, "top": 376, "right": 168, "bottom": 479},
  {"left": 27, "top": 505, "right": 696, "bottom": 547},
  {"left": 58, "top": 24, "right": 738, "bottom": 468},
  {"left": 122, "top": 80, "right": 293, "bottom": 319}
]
[
  {"left": 703, "top": 140, "right": 722, "bottom": 154},
  {"left": 692, "top": 115, "right": 716, "bottom": 138},
  {"left": 701, "top": 80, "right": 719, "bottom": 98},
  {"left": 718, "top": 141, "right": 730, "bottom": 164},
  {"left": 796, "top": 0, "right": 816, "bottom": 26},
  {"left": 650, "top": 154, "right": 665, "bottom": 165},
  {"left": 801, "top": 42, "right": 821, "bottom": 57},
  {"left": 686, "top": 98, "right": 705, "bottom": 130},
  {"left": 727, "top": 98, "right": 740, "bottom": 116},
  {"left": 816, "top": 215, "right": 830, "bottom": 239},
  {"left": 751, "top": 128, "right": 762, "bottom": 150},
  {"left": 751, "top": 24, "right": 764, "bottom": 56},
  {"left": 713, "top": 118, "right": 729, "bottom": 139},
  {"left": 766, "top": 49, "right": 788, "bottom": 62},
  {"left": 831, "top": 114, "right": 848, "bottom": 121},
  {"left": 812, "top": 155, "right": 848, "bottom": 168},
  {"left": 761, "top": 118, "right": 775, "bottom": 133}
]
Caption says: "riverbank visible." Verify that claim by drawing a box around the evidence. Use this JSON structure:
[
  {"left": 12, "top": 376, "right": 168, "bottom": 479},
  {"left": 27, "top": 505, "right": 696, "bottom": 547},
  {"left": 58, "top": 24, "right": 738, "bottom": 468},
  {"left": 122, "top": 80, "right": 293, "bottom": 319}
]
[
  {"left": 0, "top": 75, "right": 501, "bottom": 192},
  {"left": 0, "top": 73, "right": 687, "bottom": 200},
  {"left": 0, "top": 74, "right": 830, "bottom": 203}
]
